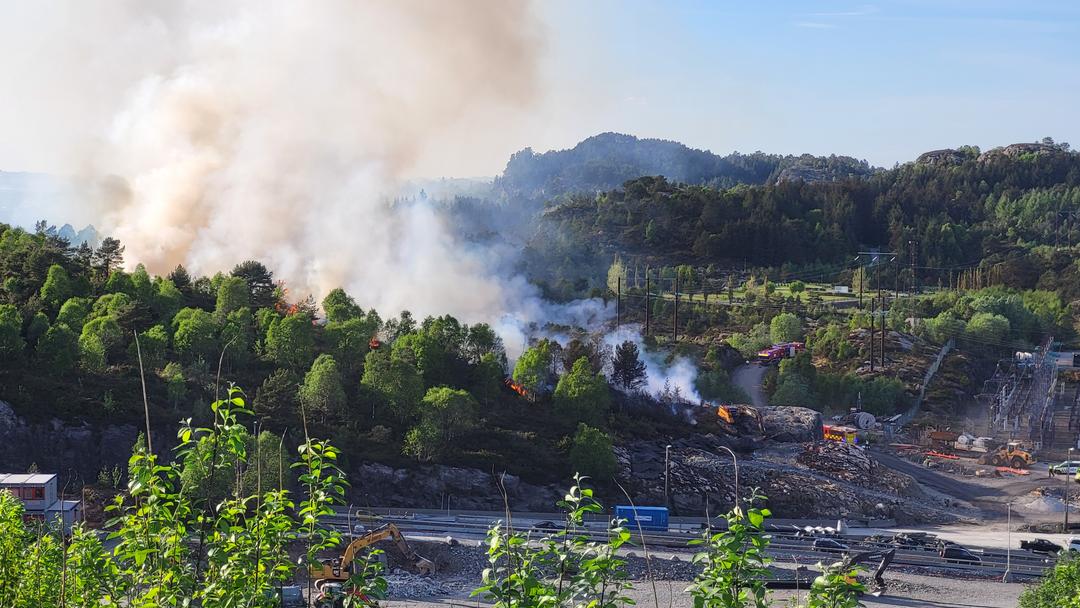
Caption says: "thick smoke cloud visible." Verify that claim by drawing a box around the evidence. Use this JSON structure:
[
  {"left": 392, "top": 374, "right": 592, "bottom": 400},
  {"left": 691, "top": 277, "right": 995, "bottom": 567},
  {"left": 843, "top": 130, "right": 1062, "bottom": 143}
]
[
  {"left": 0, "top": 1, "right": 549, "bottom": 333},
  {"left": 603, "top": 325, "right": 702, "bottom": 402}
]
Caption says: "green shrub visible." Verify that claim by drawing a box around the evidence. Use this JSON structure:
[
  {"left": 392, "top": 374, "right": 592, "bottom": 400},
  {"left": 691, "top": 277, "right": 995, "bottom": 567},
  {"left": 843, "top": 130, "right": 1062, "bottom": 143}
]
[{"left": 569, "top": 424, "right": 616, "bottom": 480}]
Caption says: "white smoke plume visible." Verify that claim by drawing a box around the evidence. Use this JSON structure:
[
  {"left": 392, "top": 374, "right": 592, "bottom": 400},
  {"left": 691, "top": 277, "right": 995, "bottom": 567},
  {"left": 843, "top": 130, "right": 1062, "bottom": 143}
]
[
  {"left": 0, "top": 1, "right": 553, "bottom": 335},
  {"left": 603, "top": 325, "right": 702, "bottom": 402}
]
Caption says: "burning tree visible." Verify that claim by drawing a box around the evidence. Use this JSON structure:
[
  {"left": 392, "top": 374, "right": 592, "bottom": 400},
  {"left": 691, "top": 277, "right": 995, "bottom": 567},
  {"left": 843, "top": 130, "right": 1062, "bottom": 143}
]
[
  {"left": 512, "top": 339, "right": 555, "bottom": 400},
  {"left": 611, "top": 340, "right": 646, "bottom": 391}
]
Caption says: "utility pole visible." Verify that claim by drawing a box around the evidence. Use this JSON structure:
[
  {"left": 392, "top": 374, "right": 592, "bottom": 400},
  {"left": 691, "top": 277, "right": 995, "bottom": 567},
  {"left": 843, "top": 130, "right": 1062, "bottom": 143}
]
[
  {"left": 869, "top": 296, "right": 876, "bottom": 373},
  {"left": 858, "top": 268, "right": 864, "bottom": 308},
  {"left": 644, "top": 274, "right": 650, "bottom": 336},
  {"left": 616, "top": 276, "right": 621, "bottom": 328},
  {"left": 876, "top": 258, "right": 882, "bottom": 305},
  {"left": 673, "top": 275, "right": 679, "bottom": 343},
  {"left": 908, "top": 240, "right": 920, "bottom": 295},
  {"left": 877, "top": 264, "right": 885, "bottom": 369},
  {"left": 857, "top": 251, "right": 897, "bottom": 307},
  {"left": 880, "top": 294, "right": 887, "bottom": 369}
]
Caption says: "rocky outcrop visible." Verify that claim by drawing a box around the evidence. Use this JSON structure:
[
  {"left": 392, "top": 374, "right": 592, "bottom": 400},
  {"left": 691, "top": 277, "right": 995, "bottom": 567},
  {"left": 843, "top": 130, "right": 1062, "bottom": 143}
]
[
  {"left": 350, "top": 462, "right": 561, "bottom": 511},
  {"left": 978, "top": 142, "right": 1064, "bottom": 163},
  {"left": 916, "top": 149, "right": 966, "bottom": 166},
  {"left": 0, "top": 400, "right": 142, "bottom": 481},
  {"left": 758, "top": 406, "right": 823, "bottom": 443},
  {"left": 775, "top": 165, "right": 834, "bottom": 184}
]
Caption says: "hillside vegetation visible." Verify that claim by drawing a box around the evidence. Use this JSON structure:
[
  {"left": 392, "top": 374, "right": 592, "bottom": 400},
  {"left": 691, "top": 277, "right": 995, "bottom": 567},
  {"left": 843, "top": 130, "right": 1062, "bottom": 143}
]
[
  {"left": 0, "top": 225, "right": 694, "bottom": 484},
  {"left": 495, "top": 132, "right": 876, "bottom": 199},
  {"left": 522, "top": 139, "right": 1080, "bottom": 298},
  {"left": 2, "top": 135, "right": 1079, "bottom": 483}
]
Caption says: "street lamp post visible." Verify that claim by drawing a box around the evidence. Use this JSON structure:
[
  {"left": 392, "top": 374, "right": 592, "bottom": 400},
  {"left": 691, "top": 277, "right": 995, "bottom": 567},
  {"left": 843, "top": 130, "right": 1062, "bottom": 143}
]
[
  {"left": 716, "top": 445, "right": 741, "bottom": 514},
  {"left": 664, "top": 444, "right": 673, "bottom": 508},
  {"left": 1003, "top": 502, "right": 1012, "bottom": 582},
  {"left": 1066, "top": 448, "right": 1074, "bottom": 532}
]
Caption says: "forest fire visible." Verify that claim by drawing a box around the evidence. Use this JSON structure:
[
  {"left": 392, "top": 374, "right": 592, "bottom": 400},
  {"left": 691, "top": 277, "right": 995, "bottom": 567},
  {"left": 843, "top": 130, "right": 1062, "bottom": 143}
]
[
  {"left": 273, "top": 281, "right": 302, "bottom": 316},
  {"left": 504, "top": 377, "right": 529, "bottom": 398}
]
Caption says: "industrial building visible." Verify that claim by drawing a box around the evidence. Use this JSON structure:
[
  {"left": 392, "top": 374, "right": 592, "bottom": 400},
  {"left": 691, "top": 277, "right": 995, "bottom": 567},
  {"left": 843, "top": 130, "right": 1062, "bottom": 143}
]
[{"left": 0, "top": 473, "right": 82, "bottom": 532}]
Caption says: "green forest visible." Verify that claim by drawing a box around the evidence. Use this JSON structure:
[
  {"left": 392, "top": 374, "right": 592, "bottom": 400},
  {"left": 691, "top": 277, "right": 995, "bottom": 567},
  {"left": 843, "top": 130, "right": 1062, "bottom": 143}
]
[
  {"left": 0, "top": 222, "right": 686, "bottom": 484},
  {"left": 523, "top": 140, "right": 1080, "bottom": 299},
  {"left": 3, "top": 138, "right": 1080, "bottom": 481}
]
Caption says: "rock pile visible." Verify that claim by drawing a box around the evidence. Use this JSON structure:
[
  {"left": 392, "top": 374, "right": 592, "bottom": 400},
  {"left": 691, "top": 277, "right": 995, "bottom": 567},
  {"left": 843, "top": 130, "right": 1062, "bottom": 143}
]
[
  {"left": 796, "top": 441, "right": 871, "bottom": 483},
  {"left": 759, "top": 406, "right": 823, "bottom": 443},
  {"left": 385, "top": 572, "right": 459, "bottom": 598},
  {"left": 618, "top": 435, "right": 948, "bottom": 523}
]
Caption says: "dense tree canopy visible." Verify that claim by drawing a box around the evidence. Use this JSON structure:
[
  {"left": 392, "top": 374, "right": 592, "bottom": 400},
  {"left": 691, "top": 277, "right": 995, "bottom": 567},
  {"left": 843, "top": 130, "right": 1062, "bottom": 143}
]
[
  {"left": 298, "top": 354, "right": 346, "bottom": 425},
  {"left": 553, "top": 357, "right": 611, "bottom": 426},
  {"left": 264, "top": 313, "right": 315, "bottom": 370},
  {"left": 513, "top": 340, "right": 555, "bottom": 398}
]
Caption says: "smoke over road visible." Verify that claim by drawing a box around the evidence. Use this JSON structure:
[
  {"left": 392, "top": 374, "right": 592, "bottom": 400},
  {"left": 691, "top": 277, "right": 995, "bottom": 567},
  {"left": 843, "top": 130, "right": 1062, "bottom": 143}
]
[{"left": 0, "top": 1, "right": 555, "bottom": 339}]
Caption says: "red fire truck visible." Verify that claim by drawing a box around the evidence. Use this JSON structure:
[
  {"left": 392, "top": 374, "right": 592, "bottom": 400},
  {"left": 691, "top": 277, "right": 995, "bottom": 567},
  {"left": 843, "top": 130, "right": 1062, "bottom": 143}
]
[{"left": 756, "top": 341, "right": 805, "bottom": 364}]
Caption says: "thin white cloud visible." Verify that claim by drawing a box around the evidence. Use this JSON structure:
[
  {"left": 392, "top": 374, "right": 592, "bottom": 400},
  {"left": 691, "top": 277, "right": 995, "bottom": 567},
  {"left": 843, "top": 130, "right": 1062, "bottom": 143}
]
[{"left": 811, "top": 5, "right": 878, "bottom": 18}]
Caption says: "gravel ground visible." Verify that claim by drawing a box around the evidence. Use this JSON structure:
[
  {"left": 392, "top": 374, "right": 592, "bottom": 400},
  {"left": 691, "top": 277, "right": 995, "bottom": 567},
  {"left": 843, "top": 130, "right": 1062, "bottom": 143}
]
[
  {"left": 385, "top": 540, "right": 1029, "bottom": 608},
  {"left": 384, "top": 569, "right": 1026, "bottom": 608}
]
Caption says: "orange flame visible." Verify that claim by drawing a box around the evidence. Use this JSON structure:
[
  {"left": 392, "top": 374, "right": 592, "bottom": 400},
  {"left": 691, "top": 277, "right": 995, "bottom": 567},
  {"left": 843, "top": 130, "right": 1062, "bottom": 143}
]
[
  {"left": 273, "top": 281, "right": 308, "bottom": 317},
  {"left": 717, "top": 405, "right": 736, "bottom": 425},
  {"left": 504, "top": 377, "right": 528, "bottom": 398}
]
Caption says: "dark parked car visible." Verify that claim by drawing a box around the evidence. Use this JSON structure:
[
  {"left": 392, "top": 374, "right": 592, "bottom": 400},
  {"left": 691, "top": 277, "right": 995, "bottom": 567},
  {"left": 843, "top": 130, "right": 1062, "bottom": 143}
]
[
  {"left": 1020, "top": 538, "right": 1063, "bottom": 555},
  {"left": 813, "top": 538, "right": 850, "bottom": 553},
  {"left": 891, "top": 532, "right": 941, "bottom": 550},
  {"left": 941, "top": 545, "right": 981, "bottom": 565},
  {"left": 531, "top": 520, "right": 566, "bottom": 533}
]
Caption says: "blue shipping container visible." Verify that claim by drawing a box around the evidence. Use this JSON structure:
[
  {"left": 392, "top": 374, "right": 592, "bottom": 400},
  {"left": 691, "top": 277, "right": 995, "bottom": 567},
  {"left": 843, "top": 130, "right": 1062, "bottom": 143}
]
[{"left": 614, "top": 505, "right": 669, "bottom": 531}]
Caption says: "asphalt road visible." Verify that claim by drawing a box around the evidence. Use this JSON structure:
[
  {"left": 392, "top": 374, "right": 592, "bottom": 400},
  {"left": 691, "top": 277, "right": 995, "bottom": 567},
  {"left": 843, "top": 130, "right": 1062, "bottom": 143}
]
[
  {"left": 732, "top": 362, "right": 768, "bottom": 407},
  {"left": 870, "top": 448, "right": 997, "bottom": 505},
  {"left": 870, "top": 448, "right": 1068, "bottom": 522},
  {"left": 330, "top": 509, "right": 1053, "bottom": 578}
]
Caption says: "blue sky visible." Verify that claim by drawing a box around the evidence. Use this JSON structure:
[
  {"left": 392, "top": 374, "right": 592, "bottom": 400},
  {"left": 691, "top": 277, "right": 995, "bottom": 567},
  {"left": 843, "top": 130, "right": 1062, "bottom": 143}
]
[
  {"left": 0, "top": 1, "right": 1075, "bottom": 178},
  {"left": 519, "top": 0, "right": 1080, "bottom": 168}
]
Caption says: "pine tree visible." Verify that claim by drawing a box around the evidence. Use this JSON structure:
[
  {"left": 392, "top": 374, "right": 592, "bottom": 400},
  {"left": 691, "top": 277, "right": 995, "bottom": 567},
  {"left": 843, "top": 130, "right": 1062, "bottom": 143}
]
[
  {"left": 611, "top": 340, "right": 647, "bottom": 391},
  {"left": 92, "top": 237, "right": 125, "bottom": 278}
]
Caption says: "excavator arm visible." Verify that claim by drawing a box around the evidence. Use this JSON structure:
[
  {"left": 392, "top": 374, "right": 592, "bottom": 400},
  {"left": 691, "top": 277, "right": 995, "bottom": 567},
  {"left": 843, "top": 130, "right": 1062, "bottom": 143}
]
[
  {"left": 309, "top": 523, "right": 435, "bottom": 583},
  {"left": 336, "top": 528, "right": 393, "bottom": 572},
  {"left": 838, "top": 548, "right": 894, "bottom": 596}
]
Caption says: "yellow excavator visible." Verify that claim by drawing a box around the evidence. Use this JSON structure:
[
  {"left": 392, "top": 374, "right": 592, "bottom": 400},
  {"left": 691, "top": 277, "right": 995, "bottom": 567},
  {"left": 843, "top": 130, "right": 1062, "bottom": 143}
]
[{"left": 309, "top": 523, "right": 436, "bottom": 585}]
